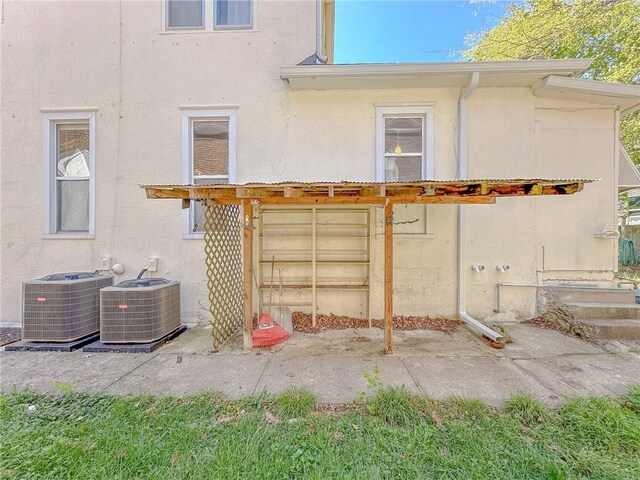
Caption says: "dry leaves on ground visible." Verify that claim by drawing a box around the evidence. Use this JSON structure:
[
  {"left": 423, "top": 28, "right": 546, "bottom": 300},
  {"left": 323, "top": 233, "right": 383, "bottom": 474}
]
[{"left": 292, "top": 312, "right": 461, "bottom": 334}]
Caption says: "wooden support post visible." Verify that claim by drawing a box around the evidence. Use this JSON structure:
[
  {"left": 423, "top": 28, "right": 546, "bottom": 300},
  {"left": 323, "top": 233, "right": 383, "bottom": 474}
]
[
  {"left": 243, "top": 200, "right": 254, "bottom": 352},
  {"left": 384, "top": 201, "right": 393, "bottom": 354}
]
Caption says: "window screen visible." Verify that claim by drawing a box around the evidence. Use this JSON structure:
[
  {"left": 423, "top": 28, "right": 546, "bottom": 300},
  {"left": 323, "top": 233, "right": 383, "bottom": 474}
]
[
  {"left": 215, "top": 0, "right": 252, "bottom": 28},
  {"left": 167, "top": 0, "right": 204, "bottom": 28}
]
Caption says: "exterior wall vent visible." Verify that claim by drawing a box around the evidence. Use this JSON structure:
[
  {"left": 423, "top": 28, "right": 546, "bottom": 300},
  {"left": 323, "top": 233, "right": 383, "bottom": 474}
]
[
  {"left": 22, "top": 272, "right": 113, "bottom": 342},
  {"left": 100, "top": 279, "right": 181, "bottom": 344}
]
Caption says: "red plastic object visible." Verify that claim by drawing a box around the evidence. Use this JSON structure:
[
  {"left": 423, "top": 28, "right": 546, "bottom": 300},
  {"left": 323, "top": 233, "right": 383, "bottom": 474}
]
[{"left": 252, "top": 313, "right": 290, "bottom": 348}]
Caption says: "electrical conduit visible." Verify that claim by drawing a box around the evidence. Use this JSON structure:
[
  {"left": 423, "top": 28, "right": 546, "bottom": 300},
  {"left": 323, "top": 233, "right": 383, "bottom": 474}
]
[{"left": 457, "top": 72, "right": 504, "bottom": 342}]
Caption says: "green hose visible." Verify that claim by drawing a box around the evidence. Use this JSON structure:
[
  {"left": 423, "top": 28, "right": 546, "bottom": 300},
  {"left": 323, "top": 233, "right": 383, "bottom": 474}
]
[{"left": 619, "top": 238, "right": 639, "bottom": 266}]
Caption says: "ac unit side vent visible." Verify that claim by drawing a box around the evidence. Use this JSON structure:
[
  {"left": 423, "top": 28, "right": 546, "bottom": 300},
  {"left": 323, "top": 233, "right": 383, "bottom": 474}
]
[{"left": 22, "top": 273, "right": 113, "bottom": 342}]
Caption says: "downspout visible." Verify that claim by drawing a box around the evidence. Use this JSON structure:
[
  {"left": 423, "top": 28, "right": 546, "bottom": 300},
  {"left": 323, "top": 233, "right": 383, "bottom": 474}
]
[
  {"left": 315, "top": 0, "right": 328, "bottom": 64},
  {"left": 457, "top": 72, "right": 504, "bottom": 342}
]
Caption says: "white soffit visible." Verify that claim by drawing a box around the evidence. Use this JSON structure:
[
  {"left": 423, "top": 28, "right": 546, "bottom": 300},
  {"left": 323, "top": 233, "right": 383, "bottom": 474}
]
[
  {"left": 280, "top": 59, "right": 592, "bottom": 90},
  {"left": 533, "top": 76, "right": 640, "bottom": 114}
]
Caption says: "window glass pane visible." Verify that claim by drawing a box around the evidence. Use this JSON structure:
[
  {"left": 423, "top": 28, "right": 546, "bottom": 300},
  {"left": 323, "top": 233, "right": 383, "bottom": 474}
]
[
  {"left": 385, "top": 117, "right": 422, "bottom": 154},
  {"left": 57, "top": 124, "right": 90, "bottom": 177},
  {"left": 193, "top": 120, "right": 229, "bottom": 176},
  {"left": 192, "top": 177, "right": 228, "bottom": 233},
  {"left": 215, "top": 0, "right": 252, "bottom": 27},
  {"left": 385, "top": 156, "right": 422, "bottom": 182},
  {"left": 167, "top": 0, "right": 203, "bottom": 28},
  {"left": 57, "top": 180, "right": 89, "bottom": 232}
]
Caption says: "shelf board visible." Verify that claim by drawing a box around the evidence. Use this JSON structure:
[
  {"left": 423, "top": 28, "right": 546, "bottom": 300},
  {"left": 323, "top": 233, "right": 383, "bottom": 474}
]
[
  {"left": 259, "top": 284, "right": 369, "bottom": 290},
  {"left": 261, "top": 301, "right": 313, "bottom": 307},
  {"left": 258, "top": 260, "right": 369, "bottom": 264}
]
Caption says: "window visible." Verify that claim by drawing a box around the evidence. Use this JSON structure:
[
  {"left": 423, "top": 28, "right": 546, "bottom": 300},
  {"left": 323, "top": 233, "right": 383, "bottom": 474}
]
[
  {"left": 167, "top": 0, "right": 204, "bottom": 29},
  {"left": 375, "top": 105, "right": 434, "bottom": 182},
  {"left": 166, "top": 0, "right": 253, "bottom": 30},
  {"left": 215, "top": 0, "right": 252, "bottom": 28},
  {"left": 181, "top": 108, "right": 237, "bottom": 237},
  {"left": 42, "top": 111, "right": 96, "bottom": 237},
  {"left": 375, "top": 105, "right": 434, "bottom": 236}
]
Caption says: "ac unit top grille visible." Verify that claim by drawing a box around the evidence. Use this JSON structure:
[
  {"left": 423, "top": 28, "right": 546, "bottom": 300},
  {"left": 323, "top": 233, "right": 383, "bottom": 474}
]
[
  {"left": 115, "top": 278, "right": 171, "bottom": 289},
  {"left": 37, "top": 272, "right": 102, "bottom": 282}
]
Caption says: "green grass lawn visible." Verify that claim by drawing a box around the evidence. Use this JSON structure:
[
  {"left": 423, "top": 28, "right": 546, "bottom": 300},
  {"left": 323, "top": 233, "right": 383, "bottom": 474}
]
[{"left": 1, "top": 385, "right": 639, "bottom": 479}]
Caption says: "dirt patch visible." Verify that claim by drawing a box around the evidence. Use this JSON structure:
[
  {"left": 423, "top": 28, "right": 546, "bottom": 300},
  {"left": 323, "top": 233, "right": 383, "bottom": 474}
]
[
  {"left": 0, "top": 327, "right": 21, "bottom": 346},
  {"left": 523, "top": 317, "right": 560, "bottom": 331},
  {"left": 292, "top": 312, "right": 462, "bottom": 334}
]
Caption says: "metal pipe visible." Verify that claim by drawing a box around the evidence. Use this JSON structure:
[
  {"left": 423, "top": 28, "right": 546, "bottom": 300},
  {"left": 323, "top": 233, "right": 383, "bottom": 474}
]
[
  {"left": 456, "top": 72, "right": 503, "bottom": 342},
  {"left": 315, "top": 0, "right": 328, "bottom": 64}
]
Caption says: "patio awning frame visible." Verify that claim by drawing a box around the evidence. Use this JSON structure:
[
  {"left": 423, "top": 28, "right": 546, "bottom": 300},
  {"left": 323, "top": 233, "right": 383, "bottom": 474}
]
[{"left": 142, "top": 178, "right": 593, "bottom": 353}]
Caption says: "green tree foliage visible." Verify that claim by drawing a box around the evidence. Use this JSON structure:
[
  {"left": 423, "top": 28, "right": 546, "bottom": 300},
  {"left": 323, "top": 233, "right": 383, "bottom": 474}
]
[{"left": 466, "top": 0, "right": 640, "bottom": 164}]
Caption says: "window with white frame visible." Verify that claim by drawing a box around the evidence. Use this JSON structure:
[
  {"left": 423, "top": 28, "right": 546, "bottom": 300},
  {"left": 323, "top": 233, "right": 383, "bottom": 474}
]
[
  {"left": 43, "top": 111, "right": 96, "bottom": 236},
  {"left": 166, "top": 0, "right": 252, "bottom": 30},
  {"left": 181, "top": 109, "right": 237, "bottom": 236},
  {"left": 375, "top": 105, "right": 434, "bottom": 236}
]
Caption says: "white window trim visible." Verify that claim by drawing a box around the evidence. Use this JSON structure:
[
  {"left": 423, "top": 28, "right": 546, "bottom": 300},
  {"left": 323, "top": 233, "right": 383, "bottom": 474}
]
[
  {"left": 42, "top": 111, "right": 96, "bottom": 239},
  {"left": 375, "top": 104, "right": 435, "bottom": 238},
  {"left": 181, "top": 108, "right": 237, "bottom": 239},
  {"left": 161, "top": 0, "right": 258, "bottom": 33}
]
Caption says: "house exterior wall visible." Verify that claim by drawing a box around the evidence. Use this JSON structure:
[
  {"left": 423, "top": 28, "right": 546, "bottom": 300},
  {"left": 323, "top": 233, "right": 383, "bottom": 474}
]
[{"left": 0, "top": 1, "right": 619, "bottom": 326}]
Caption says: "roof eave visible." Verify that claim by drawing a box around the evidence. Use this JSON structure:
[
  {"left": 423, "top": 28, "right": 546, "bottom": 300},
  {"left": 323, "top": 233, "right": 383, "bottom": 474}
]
[
  {"left": 534, "top": 75, "right": 640, "bottom": 114},
  {"left": 281, "top": 59, "right": 591, "bottom": 80}
]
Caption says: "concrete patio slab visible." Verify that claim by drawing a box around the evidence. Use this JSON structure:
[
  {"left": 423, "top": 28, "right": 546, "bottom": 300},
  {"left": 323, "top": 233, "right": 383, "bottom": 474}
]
[
  {"left": 403, "top": 356, "right": 562, "bottom": 405},
  {"left": 494, "top": 323, "right": 605, "bottom": 359},
  {"left": 104, "top": 352, "right": 270, "bottom": 399},
  {"left": 255, "top": 355, "right": 418, "bottom": 403},
  {"left": 513, "top": 353, "right": 640, "bottom": 397},
  {"left": 0, "top": 351, "right": 154, "bottom": 394},
  {"left": 2, "top": 323, "right": 638, "bottom": 405}
]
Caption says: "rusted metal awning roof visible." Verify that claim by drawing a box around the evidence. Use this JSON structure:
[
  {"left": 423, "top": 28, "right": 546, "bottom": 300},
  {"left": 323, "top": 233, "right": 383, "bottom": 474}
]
[{"left": 142, "top": 179, "right": 593, "bottom": 205}]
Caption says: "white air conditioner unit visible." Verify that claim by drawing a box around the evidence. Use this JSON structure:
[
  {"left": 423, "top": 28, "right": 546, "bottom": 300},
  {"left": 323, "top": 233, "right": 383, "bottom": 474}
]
[
  {"left": 22, "top": 272, "right": 113, "bottom": 342},
  {"left": 100, "top": 278, "right": 181, "bottom": 344}
]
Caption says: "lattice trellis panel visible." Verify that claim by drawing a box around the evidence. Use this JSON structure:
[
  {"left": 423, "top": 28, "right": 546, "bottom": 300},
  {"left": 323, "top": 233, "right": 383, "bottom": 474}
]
[{"left": 203, "top": 203, "right": 244, "bottom": 348}]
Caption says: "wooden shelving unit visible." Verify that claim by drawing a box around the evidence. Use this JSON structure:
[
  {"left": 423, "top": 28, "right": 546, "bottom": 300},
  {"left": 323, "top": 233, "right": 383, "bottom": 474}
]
[{"left": 258, "top": 207, "right": 372, "bottom": 327}]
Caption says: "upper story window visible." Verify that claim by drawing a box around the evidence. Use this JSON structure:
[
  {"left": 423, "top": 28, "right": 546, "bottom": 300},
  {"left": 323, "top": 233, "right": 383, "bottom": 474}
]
[
  {"left": 166, "top": 0, "right": 253, "bottom": 30},
  {"left": 167, "top": 0, "right": 204, "bottom": 29},
  {"left": 215, "top": 0, "right": 252, "bottom": 28},
  {"left": 375, "top": 105, "right": 434, "bottom": 182},
  {"left": 181, "top": 108, "right": 237, "bottom": 237},
  {"left": 375, "top": 105, "right": 434, "bottom": 237},
  {"left": 42, "top": 111, "right": 96, "bottom": 238}
]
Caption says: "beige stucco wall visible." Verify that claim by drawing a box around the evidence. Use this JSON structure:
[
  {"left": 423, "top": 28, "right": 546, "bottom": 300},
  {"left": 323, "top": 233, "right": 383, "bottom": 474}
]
[{"left": 0, "top": 0, "right": 619, "bottom": 326}]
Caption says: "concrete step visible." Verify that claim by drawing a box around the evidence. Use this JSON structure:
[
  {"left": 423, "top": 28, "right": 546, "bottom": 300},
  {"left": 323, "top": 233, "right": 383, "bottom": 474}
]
[
  {"left": 546, "top": 287, "right": 636, "bottom": 304},
  {"left": 575, "top": 318, "right": 640, "bottom": 340},
  {"left": 564, "top": 302, "right": 640, "bottom": 320}
]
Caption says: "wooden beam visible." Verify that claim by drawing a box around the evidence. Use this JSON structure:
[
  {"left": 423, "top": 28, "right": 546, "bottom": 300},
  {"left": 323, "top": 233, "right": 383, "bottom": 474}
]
[
  {"left": 243, "top": 200, "right": 254, "bottom": 352},
  {"left": 384, "top": 201, "right": 393, "bottom": 355},
  {"left": 205, "top": 196, "right": 497, "bottom": 206}
]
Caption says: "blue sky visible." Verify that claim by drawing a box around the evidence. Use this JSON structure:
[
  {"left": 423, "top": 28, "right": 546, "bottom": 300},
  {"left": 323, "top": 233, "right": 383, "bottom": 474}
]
[{"left": 334, "top": 1, "right": 512, "bottom": 64}]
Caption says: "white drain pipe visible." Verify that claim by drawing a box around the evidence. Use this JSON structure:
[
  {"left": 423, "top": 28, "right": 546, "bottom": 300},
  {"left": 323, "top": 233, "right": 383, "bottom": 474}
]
[
  {"left": 457, "top": 72, "right": 503, "bottom": 342},
  {"left": 315, "top": 0, "right": 328, "bottom": 64}
]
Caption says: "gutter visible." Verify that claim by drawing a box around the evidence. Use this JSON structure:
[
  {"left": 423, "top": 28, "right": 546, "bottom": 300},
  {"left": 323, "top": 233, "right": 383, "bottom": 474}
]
[{"left": 457, "top": 72, "right": 504, "bottom": 343}]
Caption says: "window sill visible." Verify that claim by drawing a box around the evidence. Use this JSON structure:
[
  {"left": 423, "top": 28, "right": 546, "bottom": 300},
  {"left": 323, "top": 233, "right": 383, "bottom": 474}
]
[
  {"left": 183, "top": 234, "right": 205, "bottom": 240},
  {"left": 42, "top": 234, "right": 95, "bottom": 240},
  {"left": 159, "top": 28, "right": 259, "bottom": 35}
]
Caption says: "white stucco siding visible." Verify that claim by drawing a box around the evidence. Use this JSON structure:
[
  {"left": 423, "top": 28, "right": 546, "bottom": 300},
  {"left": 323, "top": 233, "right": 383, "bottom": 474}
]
[
  {"left": 534, "top": 106, "right": 617, "bottom": 274},
  {"left": 0, "top": 0, "right": 315, "bottom": 325}
]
